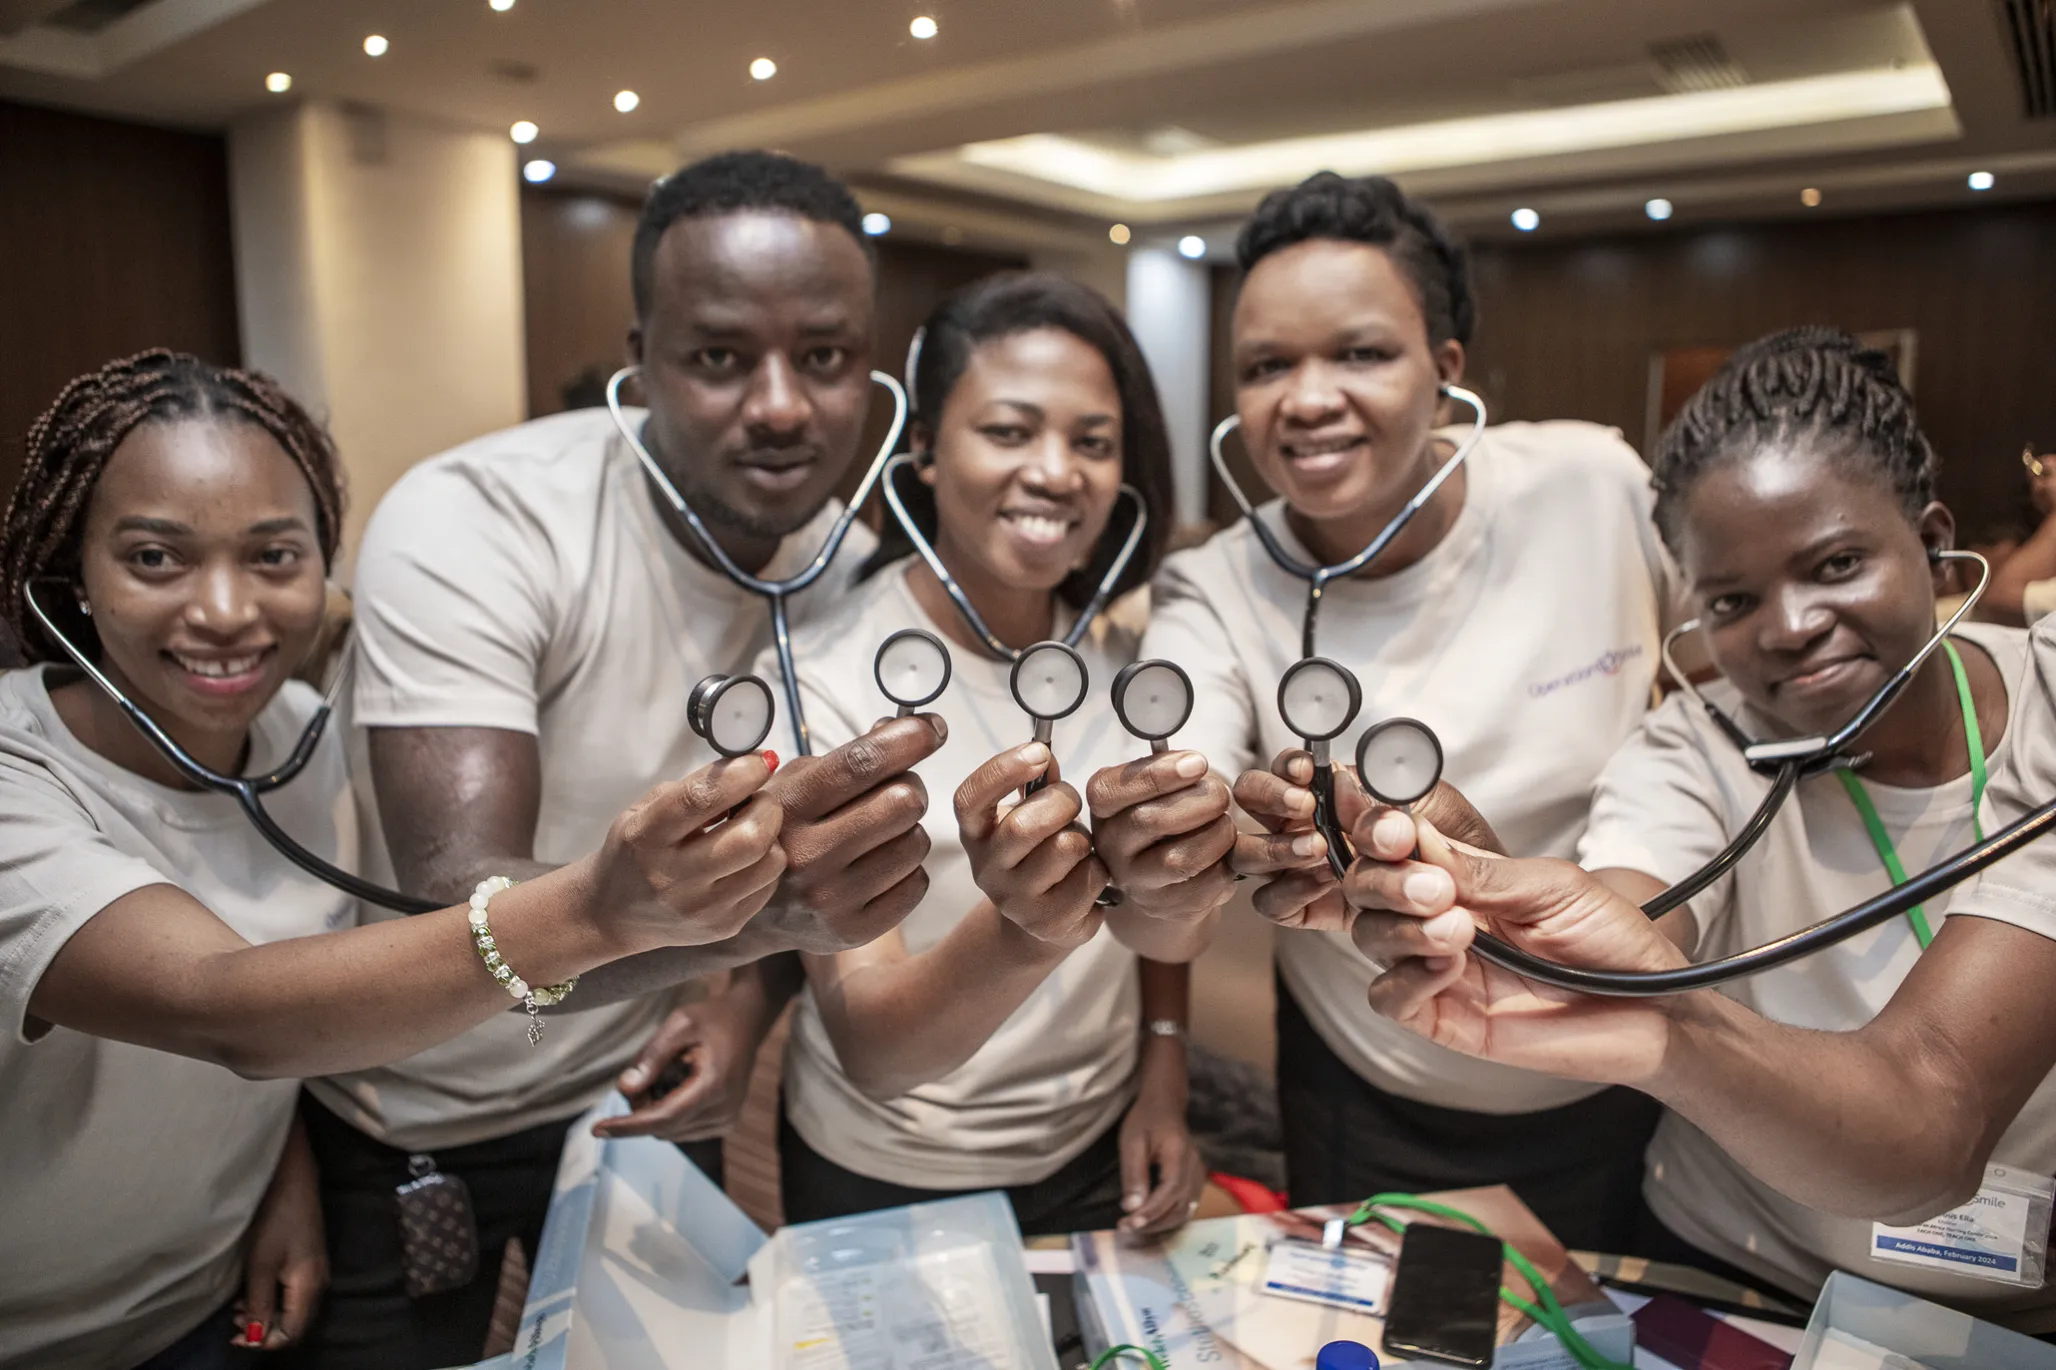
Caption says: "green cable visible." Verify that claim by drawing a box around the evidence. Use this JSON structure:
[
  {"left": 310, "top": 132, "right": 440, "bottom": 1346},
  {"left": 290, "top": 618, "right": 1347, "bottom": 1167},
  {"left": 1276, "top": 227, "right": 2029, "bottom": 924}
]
[
  {"left": 1345, "top": 1193, "right": 1632, "bottom": 1370},
  {"left": 1088, "top": 1344, "right": 1169, "bottom": 1370}
]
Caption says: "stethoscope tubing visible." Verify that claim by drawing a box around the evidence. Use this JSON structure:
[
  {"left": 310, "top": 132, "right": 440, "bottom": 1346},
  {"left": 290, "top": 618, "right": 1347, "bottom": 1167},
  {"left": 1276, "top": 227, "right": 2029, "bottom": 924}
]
[
  {"left": 1462, "top": 790, "right": 2056, "bottom": 996},
  {"left": 606, "top": 365, "right": 909, "bottom": 756},
  {"left": 879, "top": 451, "right": 1146, "bottom": 663},
  {"left": 1210, "top": 385, "right": 1487, "bottom": 659},
  {"left": 27, "top": 584, "right": 440, "bottom": 914}
]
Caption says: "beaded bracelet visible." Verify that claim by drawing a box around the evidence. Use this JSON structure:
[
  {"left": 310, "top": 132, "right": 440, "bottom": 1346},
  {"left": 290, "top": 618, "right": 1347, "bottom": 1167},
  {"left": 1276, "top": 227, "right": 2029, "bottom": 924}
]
[{"left": 468, "top": 876, "right": 578, "bottom": 1045}]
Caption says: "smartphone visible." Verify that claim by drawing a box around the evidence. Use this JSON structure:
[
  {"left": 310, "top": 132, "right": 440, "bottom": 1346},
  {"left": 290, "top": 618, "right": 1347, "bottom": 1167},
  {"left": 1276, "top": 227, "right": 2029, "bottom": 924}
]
[{"left": 1380, "top": 1222, "right": 1505, "bottom": 1368}]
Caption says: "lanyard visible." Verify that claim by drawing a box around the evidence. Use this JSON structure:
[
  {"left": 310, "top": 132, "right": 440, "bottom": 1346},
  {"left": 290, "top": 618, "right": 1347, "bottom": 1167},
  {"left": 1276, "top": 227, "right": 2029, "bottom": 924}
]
[{"left": 1834, "top": 640, "right": 1987, "bottom": 949}]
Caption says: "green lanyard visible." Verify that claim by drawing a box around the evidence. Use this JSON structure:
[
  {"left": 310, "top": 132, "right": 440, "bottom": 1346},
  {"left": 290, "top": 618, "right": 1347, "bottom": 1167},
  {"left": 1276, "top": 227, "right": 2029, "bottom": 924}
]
[{"left": 1832, "top": 641, "right": 1986, "bottom": 950}]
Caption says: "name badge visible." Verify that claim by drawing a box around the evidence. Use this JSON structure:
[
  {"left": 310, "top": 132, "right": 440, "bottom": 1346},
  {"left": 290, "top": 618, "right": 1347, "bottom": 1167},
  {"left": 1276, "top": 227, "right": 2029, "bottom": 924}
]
[
  {"left": 1869, "top": 1164, "right": 2054, "bottom": 1287},
  {"left": 1260, "top": 1237, "right": 1393, "bottom": 1314}
]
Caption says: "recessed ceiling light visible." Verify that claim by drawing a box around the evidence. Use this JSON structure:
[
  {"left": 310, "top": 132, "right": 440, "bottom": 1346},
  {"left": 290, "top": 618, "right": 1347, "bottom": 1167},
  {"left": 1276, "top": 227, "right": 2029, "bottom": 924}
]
[
  {"left": 614, "top": 89, "right": 640, "bottom": 113},
  {"left": 1801, "top": 186, "right": 1823, "bottom": 206},
  {"left": 490, "top": 0, "right": 515, "bottom": 10},
  {"left": 1511, "top": 207, "right": 1540, "bottom": 232},
  {"left": 1177, "top": 235, "right": 1206, "bottom": 259},
  {"left": 910, "top": 15, "right": 938, "bottom": 39},
  {"left": 1645, "top": 197, "right": 1673, "bottom": 221},
  {"left": 510, "top": 120, "right": 539, "bottom": 144},
  {"left": 265, "top": 72, "right": 292, "bottom": 93},
  {"left": 750, "top": 57, "right": 777, "bottom": 80},
  {"left": 861, "top": 212, "right": 892, "bottom": 236},
  {"left": 1108, "top": 223, "right": 1132, "bottom": 245},
  {"left": 362, "top": 34, "right": 388, "bottom": 57},
  {"left": 1968, "top": 170, "right": 1995, "bottom": 191},
  {"left": 522, "top": 159, "right": 556, "bottom": 184}
]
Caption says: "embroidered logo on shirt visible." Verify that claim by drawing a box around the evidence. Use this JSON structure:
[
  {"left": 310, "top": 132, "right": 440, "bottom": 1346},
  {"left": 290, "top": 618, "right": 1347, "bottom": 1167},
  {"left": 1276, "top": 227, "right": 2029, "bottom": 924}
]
[{"left": 1528, "top": 645, "right": 1643, "bottom": 699}]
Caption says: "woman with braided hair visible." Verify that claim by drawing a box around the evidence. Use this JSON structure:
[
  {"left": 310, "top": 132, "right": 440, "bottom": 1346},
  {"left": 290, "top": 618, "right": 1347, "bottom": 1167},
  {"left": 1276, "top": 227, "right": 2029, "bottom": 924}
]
[
  {"left": 0, "top": 350, "right": 794, "bottom": 1369},
  {"left": 1346, "top": 327, "right": 2056, "bottom": 1325},
  {"left": 1090, "top": 171, "right": 1690, "bottom": 1247}
]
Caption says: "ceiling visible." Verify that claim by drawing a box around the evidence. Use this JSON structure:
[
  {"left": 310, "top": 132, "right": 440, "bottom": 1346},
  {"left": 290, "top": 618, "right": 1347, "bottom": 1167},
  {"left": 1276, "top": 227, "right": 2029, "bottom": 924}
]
[{"left": 2, "top": 0, "right": 2052, "bottom": 256}]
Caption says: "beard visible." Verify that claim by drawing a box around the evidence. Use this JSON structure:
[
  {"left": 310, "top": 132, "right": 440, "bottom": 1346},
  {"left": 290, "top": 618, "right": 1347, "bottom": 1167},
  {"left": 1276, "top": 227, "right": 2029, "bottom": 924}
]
[{"left": 674, "top": 474, "right": 819, "bottom": 543}]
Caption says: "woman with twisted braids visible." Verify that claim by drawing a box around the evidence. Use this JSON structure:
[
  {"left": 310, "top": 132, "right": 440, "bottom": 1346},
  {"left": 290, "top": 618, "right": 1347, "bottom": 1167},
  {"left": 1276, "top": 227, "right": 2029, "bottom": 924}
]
[
  {"left": 1341, "top": 328, "right": 2056, "bottom": 1327},
  {"left": 0, "top": 351, "right": 791, "bottom": 1370}
]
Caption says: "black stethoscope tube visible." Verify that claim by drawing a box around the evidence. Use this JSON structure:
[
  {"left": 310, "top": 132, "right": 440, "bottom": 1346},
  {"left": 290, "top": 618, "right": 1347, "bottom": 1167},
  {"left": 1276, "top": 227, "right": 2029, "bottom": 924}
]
[
  {"left": 1463, "top": 792, "right": 2056, "bottom": 996},
  {"left": 1209, "top": 385, "right": 1487, "bottom": 660},
  {"left": 27, "top": 583, "right": 440, "bottom": 914},
  {"left": 606, "top": 365, "right": 909, "bottom": 757}
]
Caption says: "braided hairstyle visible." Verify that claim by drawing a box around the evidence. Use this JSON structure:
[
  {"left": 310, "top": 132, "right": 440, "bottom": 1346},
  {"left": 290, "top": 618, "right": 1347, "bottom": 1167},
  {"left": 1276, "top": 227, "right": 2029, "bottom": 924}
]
[
  {"left": 1235, "top": 172, "right": 1475, "bottom": 348},
  {"left": 0, "top": 350, "right": 345, "bottom": 662},
  {"left": 1651, "top": 327, "right": 1934, "bottom": 554}
]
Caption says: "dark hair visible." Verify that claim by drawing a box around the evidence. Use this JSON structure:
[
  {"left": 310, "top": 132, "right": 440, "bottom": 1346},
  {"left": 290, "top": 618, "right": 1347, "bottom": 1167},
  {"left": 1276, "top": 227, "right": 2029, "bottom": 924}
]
[
  {"left": 631, "top": 150, "right": 872, "bottom": 319},
  {"left": 1235, "top": 172, "right": 1475, "bottom": 347},
  {"left": 1651, "top": 326, "right": 1936, "bottom": 553},
  {"left": 865, "top": 271, "right": 1174, "bottom": 610},
  {"left": 0, "top": 350, "right": 346, "bottom": 662}
]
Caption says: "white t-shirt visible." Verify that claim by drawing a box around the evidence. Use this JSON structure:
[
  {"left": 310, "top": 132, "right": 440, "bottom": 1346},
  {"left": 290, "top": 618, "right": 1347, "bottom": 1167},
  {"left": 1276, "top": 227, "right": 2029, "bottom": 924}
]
[
  {"left": 1145, "top": 421, "right": 1683, "bottom": 1113},
  {"left": 774, "top": 562, "right": 1143, "bottom": 1187},
  {"left": 1582, "top": 622, "right": 2056, "bottom": 1321},
  {"left": 0, "top": 667, "right": 355, "bottom": 1370},
  {"left": 313, "top": 407, "right": 874, "bottom": 1151}
]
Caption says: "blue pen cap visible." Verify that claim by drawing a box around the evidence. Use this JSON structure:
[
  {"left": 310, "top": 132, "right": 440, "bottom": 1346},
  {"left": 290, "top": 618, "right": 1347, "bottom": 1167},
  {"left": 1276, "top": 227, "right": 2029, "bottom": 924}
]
[{"left": 1315, "top": 1341, "right": 1378, "bottom": 1370}]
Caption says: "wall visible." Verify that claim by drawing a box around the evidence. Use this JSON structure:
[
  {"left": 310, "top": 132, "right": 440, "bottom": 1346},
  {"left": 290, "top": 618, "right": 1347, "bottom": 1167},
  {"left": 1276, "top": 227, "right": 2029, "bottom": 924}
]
[
  {"left": 1465, "top": 201, "right": 2056, "bottom": 539},
  {"left": 0, "top": 99, "right": 241, "bottom": 495},
  {"left": 1205, "top": 201, "right": 2056, "bottom": 540},
  {"left": 230, "top": 102, "right": 528, "bottom": 571},
  {"left": 519, "top": 185, "right": 1025, "bottom": 504}
]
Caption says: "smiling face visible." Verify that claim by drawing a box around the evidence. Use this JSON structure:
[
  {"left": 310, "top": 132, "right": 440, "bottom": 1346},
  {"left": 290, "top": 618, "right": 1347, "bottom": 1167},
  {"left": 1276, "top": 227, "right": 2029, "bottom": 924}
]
[
  {"left": 74, "top": 417, "right": 328, "bottom": 751},
  {"left": 1231, "top": 239, "right": 1463, "bottom": 537},
  {"left": 1676, "top": 444, "right": 1951, "bottom": 738},
  {"left": 632, "top": 211, "right": 876, "bottom": 548},
  {"left": 923, "top": 327, "right": 1127, "bottom": 599}
]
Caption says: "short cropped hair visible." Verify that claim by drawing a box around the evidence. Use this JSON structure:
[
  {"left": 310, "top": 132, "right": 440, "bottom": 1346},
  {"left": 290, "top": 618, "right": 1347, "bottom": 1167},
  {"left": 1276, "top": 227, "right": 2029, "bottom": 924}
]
[
  {"left": 1236, "top": 172, "right": 1475, "bottom": 348},
  {"left": 631, "top": 150, "right": 872, "bottom": 318}
]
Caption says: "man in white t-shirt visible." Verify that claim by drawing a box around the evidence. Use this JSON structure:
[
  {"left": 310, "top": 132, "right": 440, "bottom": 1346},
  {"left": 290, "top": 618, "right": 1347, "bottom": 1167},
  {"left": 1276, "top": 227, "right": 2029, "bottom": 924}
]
[{"left": 296, "top": 152, "right": 945, "bottom": 1370}]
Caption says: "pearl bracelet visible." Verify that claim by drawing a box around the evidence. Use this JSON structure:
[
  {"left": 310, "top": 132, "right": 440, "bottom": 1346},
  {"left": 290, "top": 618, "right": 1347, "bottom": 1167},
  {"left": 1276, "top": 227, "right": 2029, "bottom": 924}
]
[{"left": 468, "top": 876, "right": 578, "bottom": 1045}]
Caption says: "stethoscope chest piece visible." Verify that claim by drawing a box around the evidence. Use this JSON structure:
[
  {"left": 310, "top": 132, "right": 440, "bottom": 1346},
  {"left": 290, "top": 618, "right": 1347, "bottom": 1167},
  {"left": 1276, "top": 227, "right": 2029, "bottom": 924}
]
[
  {"left": 875, "top": 628, "right": 953, "bottom": 715},
  {"left": 1277, "top": 656, "right": 1362, "bottom": 742},
  {"left": 1277, "top": 656, "right": 1364, "bottom": 881},
  {"left": 1356, "top": 717, "right": 1443, "bottom": 807},
  {"left": 1112, "top": 659, "right": 1193, "bottom": 753},
  {"left": 1011, "top": 640, "right": 1090, "bottom": 724},
  {"left": 1011, "top": 640, "right": 1089, "bottom": 796},
  {"left": 688, "top": 673, "right": 775, "bottom": 758}
]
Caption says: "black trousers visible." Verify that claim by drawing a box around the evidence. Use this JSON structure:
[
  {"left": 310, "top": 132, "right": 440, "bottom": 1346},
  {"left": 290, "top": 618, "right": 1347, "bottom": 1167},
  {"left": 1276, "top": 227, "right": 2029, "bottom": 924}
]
[
  {"left": 778, "top": 1106, "right": 1127, "bottom": 1237},
  {"left": 1275, "top": 977, "right": 1658, "bottom": 1253},
  {"left": 132, "top": 1305, "right": 255, "bottom": 1370},
  {"left": 288, "top": 1095, "right": 723, "bottom": 1370}
]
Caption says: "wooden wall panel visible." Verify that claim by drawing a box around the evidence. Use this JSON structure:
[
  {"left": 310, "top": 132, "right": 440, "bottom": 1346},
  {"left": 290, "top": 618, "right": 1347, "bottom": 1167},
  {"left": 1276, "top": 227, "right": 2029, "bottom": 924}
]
[
  {"left": 0, "top": 99, "right": 241, "bottom": 499},
  {"left": 1205, "top": 201, "right": 2056, "bottom": 541}
]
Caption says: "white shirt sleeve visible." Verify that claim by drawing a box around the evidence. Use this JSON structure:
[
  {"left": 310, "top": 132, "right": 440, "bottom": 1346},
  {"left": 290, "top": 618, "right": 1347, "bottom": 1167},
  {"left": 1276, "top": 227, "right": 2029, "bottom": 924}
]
[
  {"left": 1577, "top": 695, "right": 1735, "bottom": 932},
  {"left": 1949, "top": 619, "right": 2056, "bottom": 936},
  {"left": 0, "top": 755, "right": 168, "bottom": 1043},
  {"left": 349, "top": 462, "right": 561, "bottom": 735},
  {"left": 1139, "top": 552, "right": 1261, "bottom": 781}
]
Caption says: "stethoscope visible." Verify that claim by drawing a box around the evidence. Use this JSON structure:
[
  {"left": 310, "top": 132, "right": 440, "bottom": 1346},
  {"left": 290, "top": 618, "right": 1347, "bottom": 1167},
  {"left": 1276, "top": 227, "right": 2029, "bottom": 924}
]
[
  {"left": 1210, "top": 384, "right": 1488, "bottom": 658},
  {"left": 605, "top": 364, "right": 908, "bottom": 757},
  {"left": 19, "top": 364, "right": 910, "bottom": 915},
  {"left": 1283, "top": 551, "right": 2056, "bottom": 996},
  {"left": 26, "top": 582, "right": 440, "bottom": 914}
]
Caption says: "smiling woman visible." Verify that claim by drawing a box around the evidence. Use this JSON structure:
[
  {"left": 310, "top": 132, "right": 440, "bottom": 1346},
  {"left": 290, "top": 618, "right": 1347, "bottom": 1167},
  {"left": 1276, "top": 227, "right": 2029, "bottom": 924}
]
[
  {"left": 0, "top": 351, "right": 790, "bottom": 1368},
  {"left": 765, "top": 273, "right": 1220, "bottom": 1241}
]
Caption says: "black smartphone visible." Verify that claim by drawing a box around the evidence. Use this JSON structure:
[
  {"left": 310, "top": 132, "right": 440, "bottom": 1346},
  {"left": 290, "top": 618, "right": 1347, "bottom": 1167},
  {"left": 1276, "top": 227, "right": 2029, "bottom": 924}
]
[{"left": 1381, "top": 1222, "right": 1505, "bottom": 1368}]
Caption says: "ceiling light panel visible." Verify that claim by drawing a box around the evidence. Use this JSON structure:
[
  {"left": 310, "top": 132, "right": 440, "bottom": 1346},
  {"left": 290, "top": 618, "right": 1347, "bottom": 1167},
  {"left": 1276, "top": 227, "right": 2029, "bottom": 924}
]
[{"left": 900, "top": 65, "right": 1953, "bottom": 207}]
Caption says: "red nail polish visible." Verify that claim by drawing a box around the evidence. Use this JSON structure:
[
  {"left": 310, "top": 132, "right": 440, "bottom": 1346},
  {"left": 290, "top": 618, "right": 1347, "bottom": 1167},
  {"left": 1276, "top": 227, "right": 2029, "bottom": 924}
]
[
  {"left": 762, "top": 749, "right": 779, "bottom": 773},
  {"left": 246, "top": 1320, "right": 264, "bottom": 1344}
]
